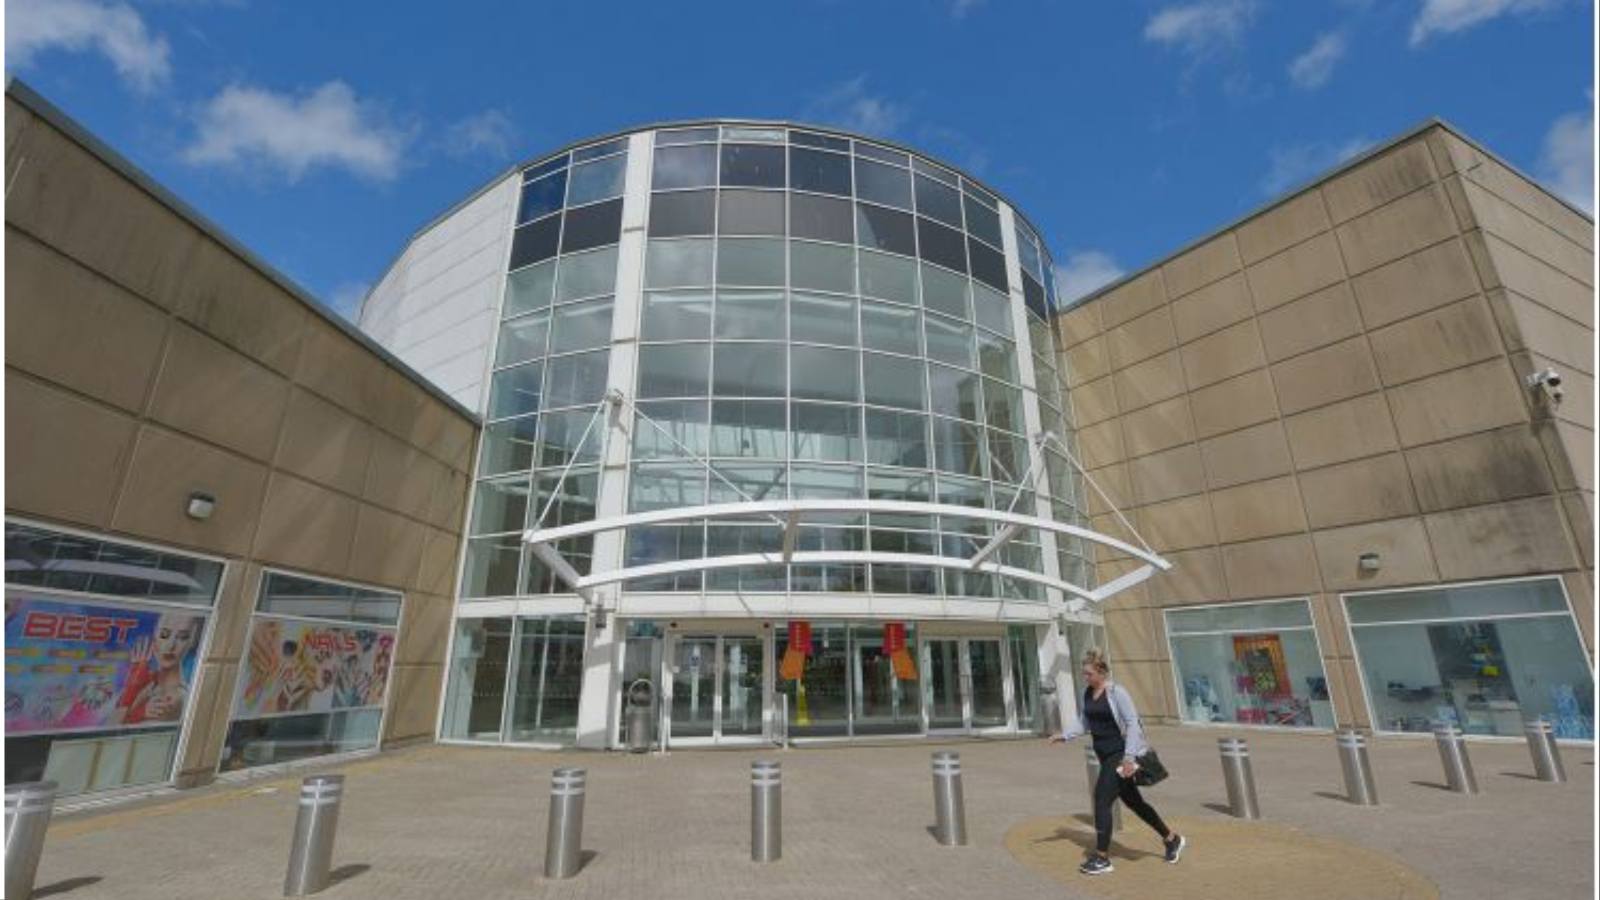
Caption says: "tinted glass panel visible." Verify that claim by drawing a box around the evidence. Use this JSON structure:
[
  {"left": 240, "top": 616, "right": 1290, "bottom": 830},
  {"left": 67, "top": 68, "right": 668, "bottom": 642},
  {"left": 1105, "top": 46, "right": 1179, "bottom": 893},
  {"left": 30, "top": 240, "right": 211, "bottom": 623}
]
[
  {"left": 632, "top": 400, "right": 709, "bottom": 459},
  {"left": 913, "top": 157, "right": 957, "bottom": 184},
  {"left": 789, "top": 193, "right": 853, "bottom": 243},
  {"left": 656, "top": 127, "right": 719, "bottom": 146},
  {"left": 509, "top": 215, "right": 561, "bottom": 270},
  {"left": 858, "top": 251, "right": 918, "bottom": 304},
  {"left": 963, "top": 194, "right": 1003, "bottom": 247},
  {"left": 791, "top": 345, "right": 860, "bottom": 402},
  {"left": 791, "top": 241, "right": 854, "bottom": 293},
  {"left": 861, "top": 300, "right": 920, "bottom": 355},
  {"left": 931, "top": 417, "right": 984, "bottom": 475},
  {"left": 1022, "top": 273, "right": 1045, "bottom": 318},
  {"left": 718, "top": 189, "right": 785, "bottom": 236},
  {"left": 638, "top": 344, "right": 709, "bottom": 398},
  {"left": 648, "top": 190, "right": 715, "bottom": 237},
  {"left": 865, "top": 410, "right": 928, "bottom": 467},
  {"left": 968, "top": 237, "right": 1009, "bottom": 293},
  {"left": 556, "top": 246, "right": 617, "bottom": 301},
  {"left": 472, "top": 476, "right": 530, "bottom": 535},
  {"left": 790, "top": 130, "right": 850, "bottom": 151},
  {"left": 928, "top": 365, "right": 981, "bottom": 421},
  {"left": 925, "top": 315, "right": 973, "bottom": 368},
  {"left": 983, "top": 379, "right": 1023, "bottom": 431},
  {"left": 645, "top": 238, "right": 714, "bottom": 288},
  {"left": 560, "top": 198, "right": 623, "bottom": 253},
  {"left": 716, "top": 238, "right": 785, "bottom": 286},
  {"left": 480, "top": 415, "right": 539, "bottom": 475},
  {"left": 920, "top": 263, "right": 969, "bottom": 319},
  {"left": 488, "top": 362, "right": 543, "bottom": 419},
  {"left": 504, "top": 260, "right": 555, "bottom": 317},
  {"left": 789, "top": 147, "right": 851, "bottom": 196},
  {"left": 792, "top": 403, "right": 861, "bottom": 461},
  {"left": 710, "top": 401, "right": 786, "bottom": 458},
  {"left": 714, "top": 289, "right": 785, "bottom": 339},
  {"left": 543, "top": 351, "right": 608, "bottom": 408},
  {"left": 548, "top": 298, "right": 613, "bottom": 353},
  {"left": 913, "top": 174, "right": 963, "bottom": 228},
  {"left": 496, "top": 311, "right": 549, "bottom": 367},
  {"left": 971, "top": 283, "right": 1013, "bottom": 336},
  {"left": 653, "top": 144, "right": 717, "bottom": 189},
  {"left": 518, "top": 170, "right": 567, "bottom": 224},
  {"left": 917, "top": 218, "right": 967, "bottom": 274},
  {"left": 854, "top": 158, "right": 912, "bottom": 209},
  {"left": 720, "top": 144, "right": 785, "bottom": 187},
  {"left": 791, "top": 291, "right": 857, "bottom": 345},
  {"left": 862, "top": 353, "right": 925, "bottom": 410},
  {"left": 713, "top": 343, "right": 786, "bottom": 396},
  {"left": 523, "top": 155, "right": 567, "bottom": 180},
  {"left": 855, "top": 142, "right": 908, "bottom": 165},
  {"left": 855, "top": 203, "right": 916, "bottom": 257},
  {"left": 977, "top": 331, "right": 1018, "bottom": 382},
  {"left": 567, "top": 155, "right": 627, "bottom": 205}
]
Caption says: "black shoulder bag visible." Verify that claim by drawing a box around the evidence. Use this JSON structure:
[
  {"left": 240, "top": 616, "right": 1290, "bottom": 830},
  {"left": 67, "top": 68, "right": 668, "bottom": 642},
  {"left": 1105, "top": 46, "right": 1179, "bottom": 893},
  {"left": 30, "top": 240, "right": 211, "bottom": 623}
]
[{"left": 1132, "top": 750, "right": 1169, "bottom": 786}]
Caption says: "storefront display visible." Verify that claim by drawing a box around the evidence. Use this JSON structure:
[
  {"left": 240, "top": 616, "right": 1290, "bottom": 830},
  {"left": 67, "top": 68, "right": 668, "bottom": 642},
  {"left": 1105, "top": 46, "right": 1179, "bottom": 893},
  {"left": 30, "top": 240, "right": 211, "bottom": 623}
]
[
  {"left": 1346, "top": 578, "right": 1593, "bottom": 739},
  {"left": 1165, "top": 599, "right": 1334, "bottom": 729}
]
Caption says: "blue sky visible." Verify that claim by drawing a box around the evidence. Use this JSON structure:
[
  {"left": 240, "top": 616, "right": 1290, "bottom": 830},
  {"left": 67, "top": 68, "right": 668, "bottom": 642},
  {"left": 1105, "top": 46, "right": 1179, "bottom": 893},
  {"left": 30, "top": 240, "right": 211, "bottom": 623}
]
[{"left": 7, "top": 0, "right": 1594, "bottom": 319}]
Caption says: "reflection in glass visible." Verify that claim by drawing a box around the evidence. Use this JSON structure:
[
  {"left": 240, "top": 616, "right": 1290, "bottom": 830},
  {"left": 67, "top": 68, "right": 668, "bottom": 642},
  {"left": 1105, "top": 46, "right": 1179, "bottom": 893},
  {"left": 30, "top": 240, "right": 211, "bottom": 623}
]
[
  {"left": 508, "top": 618, "right": 587, "bottom": 742},
  {"left": 442, "top": 618, "right": 512, "bottom": 739}
]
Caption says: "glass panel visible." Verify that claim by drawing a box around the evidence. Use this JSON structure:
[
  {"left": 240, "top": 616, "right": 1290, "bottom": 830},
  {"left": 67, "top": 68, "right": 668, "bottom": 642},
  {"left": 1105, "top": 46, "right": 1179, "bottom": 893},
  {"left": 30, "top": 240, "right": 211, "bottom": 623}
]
[
  {"left": 641, "top": 290, "right": 712, "bottom": 341},
  {"left": 543, "top": 350, "right": 608, "bottom": 409},
  {"left": 670, "top": 637, "right": 717, "bottom": 739},
  {"left": 931, "top": 416, "right": 985, "bottom": 476},
  {"left": 1345, "top": 580, "right": 1572, "bottom": 625},
  {"left": 790, "top": 130, "right": 850, "bottom": 150},
  {"left": 791, "top": 291, "right": 858, "bottom": 346},
  {"left": 776, "top": 623, "right": 849, "bottom": 737},
  {"left": 656, "top": 126, "right": 718, "bottom": 145},
  {"left": 504, "top": 260, "right": 556, "bottom": 318},
  {"left": 789, "top": 192, "right": 854, "bottom": 244},
  {"left": 653, "top": 144, "right": 718, "bottom": 189},
  {"left": 714, "top": 289, "right": 785, "bottom": 340},
  {"left": 555, "top": 246, "right": 617, "bottom": 301},
  {"left": 645, "top": 238, "right": 714, "bottom": 288},
  {"left": 913, "top": 174, "right": 963, "bottom": 228},
  {"left": 855, "top": 203, "right": 916, "bottom": 257},
  {"left": 977, "top": 331, "right": 1018, "bottom": 382},
  {"left": 987, "top": 429, "right": 1027, "bottom": 482},
  {"left": 508, "top": 618, "right": 587, "bottom": 742},
  {"left": 1008, "top": 626, "right": 1040, "bottom": 731},
  {"left": 926, "top": 639, "right": 964, "bottom": 729},
  {"left": 716, "top": 238, "right": 785, "bottom": 286},
  {"left": 442, "top": 618, "right": 512, "bottom": 740},
  {"left": 626, "top": 524, "right": 704, "bottom": 591},
  {"left": 509, "top": 215, "right": 561, "bottom": 270},
  {"left": 791, "top": 345, "right": 860, "bottom": 402},
  {"left": 862, "top": 353, "right": 925, "bottom": 410},
  {"left": 854, "top": 158, "right": 912, "bottom": 209},
  {"left": 789, "top": 146, "right": 852, "bottom": 196},
  {"left": 1171, "top": 628, "right": 1335, "bottom": 729},
  {"left": 983, "top": 379, "right": 1023, "bottom": 432},
  {"left": 548, "top": 298, "right": 613, "bottom": 354},
  {"left": 471, "top": 476, "right": 530, "bottom": 535},
  {"left": 963, "top": 193, "right": 1003, "bottom": 247},
  {"left": 969, "top": 640, "right": 1008, "bottom": 728},
  {"left": 5, "top": 525, "right": 224, "bottom": 606},
  {"left": 864, "top": 410, "right": 929, "bottom": 468},
  {"left": 792, "top": 403, "right": 861, "bottom": 462},
  {"left": 968, "top": 237, "right": 1008, "bottom": 293},
  {"left": 858, "top": 251, "right": 918, "bottom": 305},
  {"left": 632, "top": 399, "right": 709, "bottom": 460},
  {"left": 708, "top": 463, "right": 787, "bottom": 504},
  {"left": 723, "top": 126, "right": 784, "bottom": 142},
  {"left": 924, "top": 315, "right": 974, "bottom": 368},
  {"left": 518, "top": 170, "right": 567, "bottom": 224},
  {"left": 722, "top": 637, "right": 765, "bottom": 736},
  {"left": 972, "top": 283, "right": 1013, "bottom": 336},
  {"left": 855, "top": 141, "right": 908, "bottom": 166},
  {"left": 524, "top": 155, "right": 567, "bottom": 180},
  {"left": 537, "top": 408, "right": 602, "bottom": 468},
  {"left": 928, "top": 364, "right": 982, "bottom": 421},
  {"left": 478, "top": 414, "right": 539, "bottom": 475},
  {"left": 638, "top": 344, "right": 709, "bottom": 398},
  {"left": 560, "top": 198, "right": 623, "bottom": 254},
  {"left": 790, "top": 463, "right": 863, "bottom": 503},
  {"left": 790, "top": 241, "right": 854, "bottom": 294},
  {"left": 461, "top": 535, "right": 521, "bottom": 598},
  {"left": 720, "top": 144, "right": 785, "bottom": 187},
  {"left": 566, "top": 155, "right": 627, "bottom": 206},
  {"left": 917, "top": 218, "right": 967, "bottom": 274},
  {"left": 487, "top": 362, "right": 542, "bottom": 420},
  {"left": 710, "top": 400, "right": 787, "bottom": 458},
  {"left": 496, "top": 311, "right": 549, "bottom": 367},
  {"left": 1168, "top": 599, "right": 1315, "bottom": 633},
  {"left": 860, "top": 301, "right": 920, "bottom": 355},
  {"left": 573, "top": 138, "right": 626, "bottom": 162},
  {"left": 629, "top": 463, "right": 707, "bottom": 511},
  {"left": 648, "top": 190, "right": 715, "bottom": 237},
  {"left": 713, "top": 343, "right": 786, "bottom": 397},
  {"left": 852, "top": 623, "right": 921, "bottom": 735},
  {"left": 718, "top": 189, "right": 785, "bottom": 236},
  {"left": 920, "top": 263, "right": 970, "bottom": 318}
]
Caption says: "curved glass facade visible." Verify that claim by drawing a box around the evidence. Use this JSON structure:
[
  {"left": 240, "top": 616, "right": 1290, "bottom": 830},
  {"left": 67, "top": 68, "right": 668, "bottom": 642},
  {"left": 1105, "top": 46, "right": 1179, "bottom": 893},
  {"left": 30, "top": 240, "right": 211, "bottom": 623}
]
[{"left": 461, "top": 123, "right": 1088, "bottom": 606}]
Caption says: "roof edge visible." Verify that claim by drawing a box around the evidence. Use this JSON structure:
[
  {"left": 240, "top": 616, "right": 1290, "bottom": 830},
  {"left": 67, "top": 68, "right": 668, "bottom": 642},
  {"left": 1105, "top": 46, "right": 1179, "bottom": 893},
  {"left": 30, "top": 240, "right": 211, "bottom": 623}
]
[{"left": 5, "top": 79, "right": 480, "bottom": 425}]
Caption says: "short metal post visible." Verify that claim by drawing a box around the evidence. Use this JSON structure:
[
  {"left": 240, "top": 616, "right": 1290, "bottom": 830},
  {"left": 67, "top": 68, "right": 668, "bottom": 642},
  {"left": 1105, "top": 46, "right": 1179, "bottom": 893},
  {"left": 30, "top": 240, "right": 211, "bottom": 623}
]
[
  {"left": 1335, "top": 728, "right": 1379, "bottom": 806},
  {"left": 1217, "top": 737, "right": 1260, "bottom": 820},
  {"left": 750, "top": 761, "right": 781, "bottom": 862},
  {"left": 283, "top": 775, "right": 344, "bottom": 897},
  {"left": 930, "top": 751, "right": 967, "bottom": 846},
  {"left": 1083, "top": 745, "right": 1121, "bottom": 831},
  {"left": 543, "top": 768, "right": 586, "bottom": 879},
  {"left": 1433, "top": 724, "right": 1478, "bottom": 795},
  {"left": 5, "top": 780, "right": 57, "bottom": 900},
  {"left": 1524, "top": 719, "right": 1567, "bottom": 783}
]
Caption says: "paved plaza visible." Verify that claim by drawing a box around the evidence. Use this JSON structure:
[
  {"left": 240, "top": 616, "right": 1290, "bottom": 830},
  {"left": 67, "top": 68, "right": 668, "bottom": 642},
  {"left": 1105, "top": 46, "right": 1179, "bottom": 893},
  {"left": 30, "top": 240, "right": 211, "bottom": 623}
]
[{"left": 30, "top": 726, "right": 1595, "bottom": 900}]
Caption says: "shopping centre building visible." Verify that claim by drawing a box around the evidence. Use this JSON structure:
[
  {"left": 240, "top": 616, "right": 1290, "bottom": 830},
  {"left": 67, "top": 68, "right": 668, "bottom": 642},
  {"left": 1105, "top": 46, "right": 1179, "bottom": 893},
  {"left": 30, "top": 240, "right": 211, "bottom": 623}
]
[{"left": 4, "top": 78, "right": 1593, "bottom": 803}]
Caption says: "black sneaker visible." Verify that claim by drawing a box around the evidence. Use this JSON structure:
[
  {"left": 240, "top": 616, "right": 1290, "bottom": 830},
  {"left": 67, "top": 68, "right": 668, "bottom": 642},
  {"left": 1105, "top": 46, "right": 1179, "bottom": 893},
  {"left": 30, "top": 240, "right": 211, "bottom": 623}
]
[
  {"left": 1164, "top": 833, "right": 1186, "bottom": 864},
  {"left": 1079, "top": 855, "right": 1114, "bottom": 876}
]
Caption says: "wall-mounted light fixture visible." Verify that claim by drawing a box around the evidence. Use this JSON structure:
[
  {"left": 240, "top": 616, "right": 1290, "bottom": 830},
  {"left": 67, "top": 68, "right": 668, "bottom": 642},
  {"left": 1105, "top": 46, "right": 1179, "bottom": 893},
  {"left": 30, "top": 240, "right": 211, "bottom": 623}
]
[
  {"left": 1357, "top": 552, "right": 1381, "bottom": 573},
  {"left": 186, "top": 491, "right": 216, "bottom": 521}
]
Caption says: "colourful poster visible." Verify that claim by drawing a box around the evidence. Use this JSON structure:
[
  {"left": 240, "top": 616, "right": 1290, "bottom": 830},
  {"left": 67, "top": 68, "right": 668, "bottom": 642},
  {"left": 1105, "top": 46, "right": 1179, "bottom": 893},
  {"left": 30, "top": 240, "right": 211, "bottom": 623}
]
[
  {"left": 234, "top": 617, "right": 395, "bottom": 718},
  {"left": 4, "top": 594, "right": 206, "bottom": 736}
]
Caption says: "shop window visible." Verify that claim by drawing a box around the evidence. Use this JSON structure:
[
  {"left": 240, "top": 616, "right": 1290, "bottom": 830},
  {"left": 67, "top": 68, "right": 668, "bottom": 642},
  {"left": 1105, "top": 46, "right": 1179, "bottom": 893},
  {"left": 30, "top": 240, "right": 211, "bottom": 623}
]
[
  {"left": 1346, "top": 579, "right": 1593, "bottom": 738},
  {"left": 1166, "top": 599, "right": 1334, "bottom": 729}
]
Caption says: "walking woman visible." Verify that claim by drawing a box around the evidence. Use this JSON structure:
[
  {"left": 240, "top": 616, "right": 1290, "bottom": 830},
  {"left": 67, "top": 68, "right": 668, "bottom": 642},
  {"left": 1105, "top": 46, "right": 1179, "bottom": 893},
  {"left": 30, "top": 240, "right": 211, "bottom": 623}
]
[{"left": 1050, "top": 649, "right": 1184, "bottom": 875}]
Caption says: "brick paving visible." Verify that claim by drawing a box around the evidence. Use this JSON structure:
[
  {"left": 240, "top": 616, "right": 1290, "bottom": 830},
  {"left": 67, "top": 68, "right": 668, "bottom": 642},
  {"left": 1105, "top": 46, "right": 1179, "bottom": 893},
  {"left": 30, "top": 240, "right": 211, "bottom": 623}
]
[{"left": 28, "top": 726, "right": 1595, "bottom": 899}]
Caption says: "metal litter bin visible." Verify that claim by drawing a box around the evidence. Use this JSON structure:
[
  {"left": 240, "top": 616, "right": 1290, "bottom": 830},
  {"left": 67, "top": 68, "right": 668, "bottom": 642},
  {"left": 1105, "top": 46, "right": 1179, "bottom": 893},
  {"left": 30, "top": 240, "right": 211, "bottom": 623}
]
[{"left": 626, "top": 678, "right": 654, "bottom": 753}]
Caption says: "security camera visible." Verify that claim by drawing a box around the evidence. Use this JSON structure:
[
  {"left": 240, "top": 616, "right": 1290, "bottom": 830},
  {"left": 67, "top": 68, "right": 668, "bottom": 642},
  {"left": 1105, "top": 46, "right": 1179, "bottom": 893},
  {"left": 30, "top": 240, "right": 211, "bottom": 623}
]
[{"left": 1526, "top": 368, "right": 1564, "bottom": 406}]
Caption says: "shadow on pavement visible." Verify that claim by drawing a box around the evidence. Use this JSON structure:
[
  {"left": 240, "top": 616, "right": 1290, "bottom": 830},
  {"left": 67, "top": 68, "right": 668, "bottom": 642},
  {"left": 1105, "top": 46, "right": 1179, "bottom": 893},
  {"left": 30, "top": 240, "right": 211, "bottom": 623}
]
[
  {"left": 1030, "top": 824, "right": 1159, "bottom": 861},
  {"left": 1498, "top": 772, "right": 1541, "bottom": 781},
  {"left": 33, "top": 876, "right": 103, "bottom": 897},
  {"left": 329, "top": 864, "right": 371, "bottom": 887},
  {"left": 1311, "top": 791, "right": 1350, "bottom": 803},
  {"left": 1408, "top": 780, "right": 1455, "bottom": 792},
  {"left": 1200, "top": 802, "right": 1234, "bottom": 816}
]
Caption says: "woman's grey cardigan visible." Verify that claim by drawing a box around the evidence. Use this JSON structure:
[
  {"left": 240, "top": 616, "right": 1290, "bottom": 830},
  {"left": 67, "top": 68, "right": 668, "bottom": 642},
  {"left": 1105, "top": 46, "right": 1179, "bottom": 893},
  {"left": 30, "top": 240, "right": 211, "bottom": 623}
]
[{"left": 1058, "top": 680, "right": 1150, "bottom": 759}]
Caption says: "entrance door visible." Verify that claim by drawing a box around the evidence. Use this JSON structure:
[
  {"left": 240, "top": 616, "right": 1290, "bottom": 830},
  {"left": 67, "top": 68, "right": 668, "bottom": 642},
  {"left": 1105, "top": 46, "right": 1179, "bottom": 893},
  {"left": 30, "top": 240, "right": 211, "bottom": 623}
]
[
  {"left": 967, "top": 639, "right": 1010, "bottom": 730},
  {"left": 670, "top": 635, "right": 768, "bottom": 743},
  {"left": 670, "top": 638, "right": 717, "bottom": 739},
  {"left": 923, "top": 637, "right": 1014, "bottom": 734},
  {"left": 925, "top": 639, "right": 966, "bottom": 731},
  {"left": 721, "top": 636, "right": 764, "bottom": 737}
]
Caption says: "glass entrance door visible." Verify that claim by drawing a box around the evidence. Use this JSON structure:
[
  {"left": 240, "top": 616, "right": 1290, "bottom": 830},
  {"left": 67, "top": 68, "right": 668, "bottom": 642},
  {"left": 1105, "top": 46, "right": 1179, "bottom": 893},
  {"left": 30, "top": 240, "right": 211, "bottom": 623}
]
[
  {"left": 925, "top": 639, "right": 966, "bottom": 731},
  {"left": 923, "top": 637, "right": 1014, "bottom": 733},
  {"left": 967, "top": 639, "right": 1010, "bottom": 730},
  {"left": 670, "top": 637, "right": 717, "bottom": 739},
  {"left": 670, "top": 635, "right": 767, "bottom": 743},
  {"left": 721, "top": 637, "right": 764, "bottom": 737}
]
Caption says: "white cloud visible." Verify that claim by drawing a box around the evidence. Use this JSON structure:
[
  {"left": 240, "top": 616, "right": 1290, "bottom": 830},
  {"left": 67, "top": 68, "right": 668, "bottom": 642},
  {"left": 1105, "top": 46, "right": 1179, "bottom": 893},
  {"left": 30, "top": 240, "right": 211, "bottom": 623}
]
[
  {"left": 1143, "top": 0, "right": 1258, "bottom": 57},
  {"left": 443, "top": 109, "right": 516, "bottom": 160},
  {"left": 1538, "top": 95, "right": 1594, "bottom": 214},
  {"left": 1288, "top": 32, "right": 1347, "bottom": 89},
  {"left": 6, "top": 0, "right": 171, "bottom": 92},
  {"left": 1261, "top": 137, "right": 1372, "bottom": 196},
  {"left": 803, "top": 76, "right": 909, "bottom": 137},
  {"left": 1053, "top": 251, "right": 1126, "bottom": 306},
  {"left": 326, "top": 281, "right": 371, "bottom": 321},
  {"left": 183, "top": 82, "right": 413, "bottom": 182},
  {"left": 1409, "top": 0, "right": 1560, "bottom": 47},
  {"left": 949, "top": 0, "right": 985, "bottom": 18}
]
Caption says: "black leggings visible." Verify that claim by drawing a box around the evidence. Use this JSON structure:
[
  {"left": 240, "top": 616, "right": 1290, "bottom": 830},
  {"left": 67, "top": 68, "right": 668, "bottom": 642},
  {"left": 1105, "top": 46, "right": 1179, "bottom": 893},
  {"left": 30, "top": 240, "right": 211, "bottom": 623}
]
[{"left": 1093, "top": 748, "right": 1170, "bottom": 853}]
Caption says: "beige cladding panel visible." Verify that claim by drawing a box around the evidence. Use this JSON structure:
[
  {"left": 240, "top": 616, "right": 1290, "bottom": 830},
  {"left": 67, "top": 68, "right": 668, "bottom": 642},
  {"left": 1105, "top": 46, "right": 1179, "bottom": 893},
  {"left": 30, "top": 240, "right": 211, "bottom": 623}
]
[
  {"left": 1120, "top": 395, "right": 1195, "bottom": 458},
  {"left": 1148, "top": 546, "right": 1226, "bottom": 605},
  {"left": 1171, "top": 272, "right": 1254, "bottom": 343},
  {"left": 1114, "top": 660, "right": 1177, "bottom": 721},
  {"left": 1063, "top": 336, "right": 1110, "bottom": 384},
  {"left": 1244, "top": 231, "right": 1347, "bottom": 312},
  {"left": 1069, "top": 376, "right": 1119, "bottom": 426},
  {"left": 1405, "top": 426, "right": 1556, "bottom": 512},
  {"left": 1311, "top": 517, "right": 1439, "bottom": 591},
  {"left": 112, "top": 424, "right": 270, "bottom": 558},
  {"left": 1179, "top": 319, "right": 1266, "bottom": 390},
  {"left": 5, "top": 372, "right": 139, "bottom": 528},
  {"left": 366, "top": 430, "right": 446, "bottom": 523},
  {"left": 1199, "top": 420, "right": 1294, "bottom": 490},
  {"left": 1136, "top": 493, "right": 1217, "bottom": 552},
  {"left": 1321, "top": 139, "right": 1438, "bottom": 224},
  {"left": 1458, "top": 177, "right": 1593, "bottom": 287},
  {"left": 294, "top": 316, "right": 393, "bottom": 427},
  {"left": 1367, "top": 294, "right": 1504, "bottom": 386},
  {"left": 1270, "top": 336, "right": 1381, "bottom": 416},
  {"left": 252, "top": 471, "right": 360, "bottom": 576},
  {"left": 1209, "top": 475, "right": 1307, "bottom": 543},
  {"left": 1105, "top": 606, "right": 1159, "bottom": 661},
  {"left": 416, "top": 525, "right": 464, "bottom": 595},
  {"left": 1129, "top": 443, "right": 1206, "bottom": 505},
  {"left": 1096, "top": 270, "right": 1168, "bottom": 329},
  {"left": 203, "top": 562, "right": 259, "bottom": 663},
  {"left": 1538, "top": 419, "right": 1593, "bottom": 492},
  {"left": 177, "top": 660, "right": 237, "bottom": 776},
  {"left": 275, "top": 387, "right": 376, "bottom": 497},
  {"left": 349, "top": 504, "right": 428, "bottom": 589},
  {"left": 1189, "top": 369, "right": 1280, "bottom": 440},
  {"left": 384, "top": 663, "right": 444, "bottom": 743},
  {"left": 1491, "top": 289, "right": 1593, "bottom": 376},
  {"left": 1444, "top": 134, "right": 1594, "bottom": 249},
  {"left": 1057, "top": 301, "right": 1103, "bottom": 348},
  {"left": 1560, "top": 492, "right": 1594, "bottom": 569},
  {"left": 1284, "top": 393, "right": 1399, "bottom": 470},
  {"left": 1257, "top": 282, "right": 1363, "bottom": 363},
  {"left": 6, "top": 96, "right": 34, "bottom": 157},
  {"left": 1161, "top": 232, "right": 1241, "bottom": 299},
  {"left": 1236, "top": 190, "right": 1332, "bottom": 265},
  {"left": 5, "top": 229, "right": 169, "bottom": 414},
  {"left": 1113, "top": 351, "right": 1187, "bottom": 412},
  {"left": 1424, "top": 495, "right": 1581, "bottom": 580},
  {"left": 1220, "top": 533, "right": 1321, "bottom": 599},
  {"left": 147, "top": 323, "right": 292, "bottom": 463},
  {"left": 1562, "top": 569, "right": 1594, "bottom": 650},
  {"left": 396, "top": 593, "right": 452, "bottom": 667},
  {"left": 1470, "top": 231, "right": 1595, "bottom": 328},
  {"left": 1298, "top": 453, "right": 1417, "bottom": 529},
  {"left": 1106, "top": 306, "right": 1177, "bottom": 369},
  {"left": 170, "top": 237, "right": 308, "bottom": 376},
  {"left": 1349, "top": 237, "right": 1480, "bottom": 329},
  {"left": 1386, "top": 357, "right": 1529, "bottom": 447},
  {"left": 1084, "top": 462, "right": 1132, "bottom": 515},
  {"left": 1335, "top": 184, "right": 1459, "bottom": 276}
]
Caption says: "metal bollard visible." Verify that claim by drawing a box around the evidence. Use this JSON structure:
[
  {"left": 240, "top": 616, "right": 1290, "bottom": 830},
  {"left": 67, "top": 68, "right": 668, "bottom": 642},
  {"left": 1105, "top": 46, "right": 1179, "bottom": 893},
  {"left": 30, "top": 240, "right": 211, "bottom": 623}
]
[
  {"left": 1335, "top": 728, "right": 1379, "bottom": 806},
  {"left": 543, "top": 768, "right": 587, "bottom": 879},
  {"left": 930, "top": 751, "right": 967, "bottom": 846},
  {"left": 750, "top": 761, "right": 781, "bottom": 862},
  {"left": 1433, "top": 724, "right": 1479, "bottom": 795},
  {"left": 1083, "top": 745, "right": 1122, "bottom": 831},
  {"left": 283, "top": 775, "right": 344, "bottom": 897},
  {"left": 5, "top": 780, "right": 57, "bottom": 900},
  {"left": 1217, "top": 737, "right": 1260, "bottom": 820},
  {"left": 1524, "top": 719, "right": 1567, "bottom": 783}
]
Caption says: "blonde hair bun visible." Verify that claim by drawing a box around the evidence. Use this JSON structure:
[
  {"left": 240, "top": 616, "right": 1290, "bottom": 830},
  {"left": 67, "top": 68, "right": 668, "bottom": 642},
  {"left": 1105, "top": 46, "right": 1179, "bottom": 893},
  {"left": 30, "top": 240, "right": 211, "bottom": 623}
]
[{"left": 1081, "top": 648, "right": 1110, "bottom": 674}]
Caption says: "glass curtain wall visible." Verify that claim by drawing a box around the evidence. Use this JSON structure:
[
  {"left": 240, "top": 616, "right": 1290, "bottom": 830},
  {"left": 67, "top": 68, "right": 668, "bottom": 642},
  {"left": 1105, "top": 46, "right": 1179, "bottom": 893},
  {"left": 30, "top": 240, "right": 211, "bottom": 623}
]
[
  {"left": 1166, "top": 599, "right": 1333, "bottom": 729},
  {"left": 442, "top": 617, "right": 514, "bottom": 740},
  {"left": 1346, "top": 579, "right": 1593, "bottom": 738}
]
